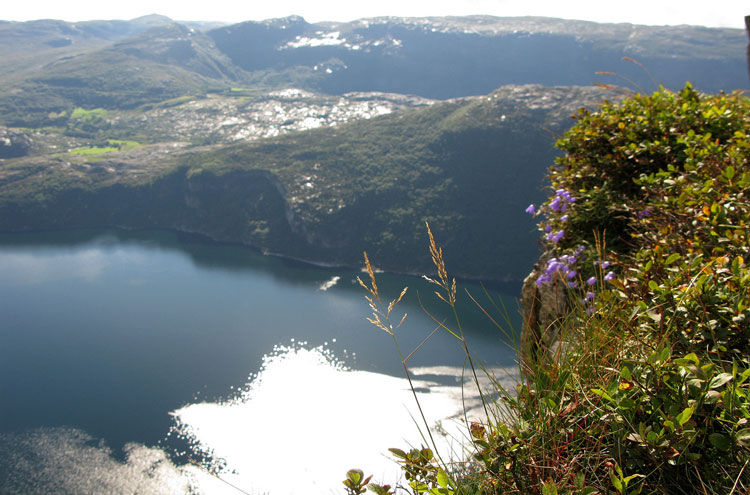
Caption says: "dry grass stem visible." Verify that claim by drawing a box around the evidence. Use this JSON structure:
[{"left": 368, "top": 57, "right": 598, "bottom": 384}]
[{"left": 425, "top": 222, "right": 456, "bottom": 304}]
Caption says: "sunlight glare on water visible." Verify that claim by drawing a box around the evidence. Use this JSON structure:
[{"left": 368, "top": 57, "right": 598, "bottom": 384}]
[
  {"left": 172, "top": 344, "right": 513, "bottom": 494},
  {"left": 0, "top": 428, "right": 196, "bottom": 494}
]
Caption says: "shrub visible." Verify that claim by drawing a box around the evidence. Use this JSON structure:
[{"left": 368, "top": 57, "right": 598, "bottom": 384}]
[{"left": 350, "top": 85, "right": 749, "bottom": 495}]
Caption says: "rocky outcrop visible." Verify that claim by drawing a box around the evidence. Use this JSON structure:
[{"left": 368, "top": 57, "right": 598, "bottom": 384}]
[
  {"left": 520, "top": 253, "right": 569, "bottom": 374},
  {"left": 0, "top": 128, "right": 32, "bottom": 158}
]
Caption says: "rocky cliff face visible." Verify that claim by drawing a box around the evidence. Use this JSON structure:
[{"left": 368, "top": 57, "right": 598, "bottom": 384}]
[
  {"left": 0, "top": 128, "right": 32, "bottom": 158},
  {"left": 0, "top": 167, "right": 308, "bottom": 258},
  {"left": 519, "top": 252, "right": 569, "bottom": 373}
]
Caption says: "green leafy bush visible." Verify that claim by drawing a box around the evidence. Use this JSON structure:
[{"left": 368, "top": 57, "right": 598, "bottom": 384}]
[
  {"left": 523, "top": 84, "right": 749, "bottom": 494},
  {"left": 351, "top": 85, "right": 749, "bottom": 494}
]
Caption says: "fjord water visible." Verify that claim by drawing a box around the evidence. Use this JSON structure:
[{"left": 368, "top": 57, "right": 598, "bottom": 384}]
[{"left": 0, "top": 229, "right": 520, "bottom": 493}]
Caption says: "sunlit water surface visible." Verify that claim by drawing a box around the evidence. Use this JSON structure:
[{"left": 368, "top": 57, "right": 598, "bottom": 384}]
[{"left": 0, "top": 229, "right": 521, "bottom": 494}]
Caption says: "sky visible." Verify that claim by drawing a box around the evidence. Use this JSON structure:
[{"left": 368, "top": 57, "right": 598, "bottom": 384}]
[{"left": 1, "top": 0, "right": 748, "bottom": 29}]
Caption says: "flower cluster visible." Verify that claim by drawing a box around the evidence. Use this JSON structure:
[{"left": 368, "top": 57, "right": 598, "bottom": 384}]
[
  {"left": 527, "top": 189, "right": 617, "bottom": 315},
  {"left": 580, "top": 261, "right": 616, "bottom": 314},
  {"left": 546, "top": 229, "right": 565, "bottom": 243},
  {"left": 549, "top": 188, "right": 577, "bottom": 213},
  {"left": 526, "top": 188, "right": 578, "bottom": 245},
  {"left": 594, "top": 260, "right": 615, "bottom": 282},
  {"left": 536, "top": 246, "right": 585, "bottom": 287}
]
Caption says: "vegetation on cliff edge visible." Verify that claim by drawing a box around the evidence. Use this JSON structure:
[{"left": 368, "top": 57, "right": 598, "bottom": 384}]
[{"left": 350, "top": 85, "right": 749, "bottom": 494}]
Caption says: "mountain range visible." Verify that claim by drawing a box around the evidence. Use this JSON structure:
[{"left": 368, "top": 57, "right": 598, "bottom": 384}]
[{"left": 0, "top": 14, "right": 746, "bottom": 281}]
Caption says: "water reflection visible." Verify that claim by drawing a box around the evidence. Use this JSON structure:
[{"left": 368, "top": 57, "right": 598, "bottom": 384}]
[
  {"left": 0, "top": 344, "right": 520, "bottom": 495},
  {"left": 0, "top": 228, "right": 523, "bottom": 293},
  {"left": 0, "top": 228, "right": 522, "bottom": 494},
  {"left": 172, "top": 345, "right": 520, "bottom": 495},
  {"left": 0, "top": 428, "right": 197, "bottom": 494},
  {"left": 0, "top": 249, "right": 112, "bottom": 285}
]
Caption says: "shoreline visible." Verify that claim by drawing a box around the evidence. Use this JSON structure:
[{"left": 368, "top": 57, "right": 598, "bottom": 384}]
[{"left": 0, "top": 224, "right": 525, "bottom": 294}]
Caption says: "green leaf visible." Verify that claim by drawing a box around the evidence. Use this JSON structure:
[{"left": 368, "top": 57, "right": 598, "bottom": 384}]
[
  {"left": 709, "top": 433, "right": 731, "bottom": 451},
  {"left": 676, "top": 407, "right": 693, "bottom": 426},
  {"left": 704, "top": 390, "right": 721, "bottom": 404},
  {"left": 659, "top": 347, "right": 671, "bottom": 363},
  {"left": 347, "top": 469, "right": 363, "bottom": 484},
  {"left": 676, "top": 353, "right": 700, "bottom": 366},
  {"left": 665, "top": 253, "right": 680, "bottom": 265},
  {"left": 709, "top": 373, "right": 733, "bottom": 389},
  {"left": 623, "top": 474, "right": 646, "bottom": 485},
  {"left": 683, "top": 363, "right": 705, "bottom": 379},
  {"left": 621, "top": 366, "right": 633, "bottom": 381},
  {"left": 411, "top": 481, "right": 429, "bottom": 493},
  {"left": 436, "top": 468, "right": 449, "bottom": 489},
  {"left": 648, "top": 280, "right": 659, "bottom": 291},
  {"left": 542, "top": 482, "right": 558, "bottom": 495},
  {"left": 591, "top": 388, "right": 613, "bottom": 402},
  {"left": 388, "top": 448, "right": 407, "bottom": 459},
  {"left": 574, "top": 473, "right": 585, "bottom": 489},
  {"left": 610, "top": 471, "right": 623, "bottom": 493},
  {"left": 735, "top": 428, "right": 750, "bottom": 447}
]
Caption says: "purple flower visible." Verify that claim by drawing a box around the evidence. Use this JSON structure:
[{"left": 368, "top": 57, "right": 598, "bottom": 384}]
[
  {"left": 560, "top": 215, "right": 569, "bottom": 222},
  {"left": 586, "top": 276, "right": 596, "bottom": 286},
  {"left": 567, "top": 281, "right": 578, "bottom": 288},
  {"left": 585, "top": 291, "right": 596, "bottom": 301},
  {"left": 637, "top": 207, "right": 652, "bottom": 219},
  {"left": 604, "top": 271, "right": 615, "bottom": 282},
  {"left": 555, "top": 189, "right": 577, "bottom": 204},
  {"left": 545, "top": 261, "right": 560, "bottom": 275},
  {"left": 525, "top": 204, "right": 536, "bottom": 214},
  {"left": 536, "top": 274, "right": 551, "bottom": 287},
  {"left": 544, "top": 224, "right": 552, "bottom": 233},
  {"left": 586, "top": 306, "right": 596, "bottom": 316},
  {"left": 548, "top": 230, "right": 564, "bottom": 243},
  {"left": 561, "top": 255, "right": 577, "bottom": 265},
  {"left": 566, "top": 270, "right": 578, "bottom": 279}
]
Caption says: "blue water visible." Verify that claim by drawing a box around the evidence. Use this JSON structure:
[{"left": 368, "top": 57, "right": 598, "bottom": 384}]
[{"left": 0, "top": 228, "right": 520, "bottom": 491}]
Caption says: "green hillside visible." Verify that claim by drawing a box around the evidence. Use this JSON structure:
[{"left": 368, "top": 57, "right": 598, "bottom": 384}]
[
  {"left": 0, "top": 84, "right": 612, "bottom": 281},
  {"left": 0, "top": 23, "right": 246, "bottom": 126}
]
